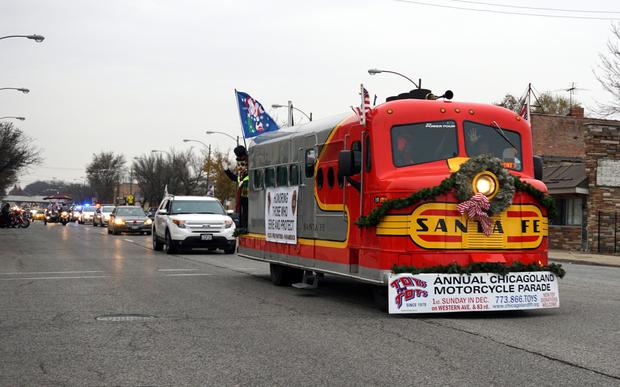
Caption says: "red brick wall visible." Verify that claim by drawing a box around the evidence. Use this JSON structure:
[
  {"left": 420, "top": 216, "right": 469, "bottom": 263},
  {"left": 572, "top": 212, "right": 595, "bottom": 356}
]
[
  {"left": 548, "top": 225, "right": 582, "bottom": 250},
  {"left": 531, "top": 114, "right": 584, "bottom": 157}
]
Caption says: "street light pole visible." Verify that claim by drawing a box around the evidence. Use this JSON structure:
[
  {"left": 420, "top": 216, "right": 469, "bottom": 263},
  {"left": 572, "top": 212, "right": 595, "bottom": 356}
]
[
  {"left": 0, "top": 34, "right": 45, "bottom": 42},
  {"left": 183, "top": 139, "right": 212, "bottom": 196},
  {"left": 0, "top": 88, "right": 29, "bottom": 94},
  {"left": 272, "top": 102, "right": 312, "bottom": 124},
  {"left": 205, "top": 130, "right": 243, "bottom": 147},
  {"left": 0, "top": 116, "right": 26, "bottom": 121},
  {"left": 368, "top": 68, "right": 420, "bottom": 89}
]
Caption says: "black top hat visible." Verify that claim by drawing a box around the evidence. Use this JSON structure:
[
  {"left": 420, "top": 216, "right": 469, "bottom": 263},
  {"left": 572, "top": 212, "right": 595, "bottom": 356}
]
[{"left": 234, "top": 145, "right": 248, "bottom": 161}]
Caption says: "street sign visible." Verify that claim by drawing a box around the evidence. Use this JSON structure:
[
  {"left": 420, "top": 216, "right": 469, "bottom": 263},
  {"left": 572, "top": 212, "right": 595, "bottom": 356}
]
[{"left": 127, "top": 194, "right": 134, "bottom": 205}]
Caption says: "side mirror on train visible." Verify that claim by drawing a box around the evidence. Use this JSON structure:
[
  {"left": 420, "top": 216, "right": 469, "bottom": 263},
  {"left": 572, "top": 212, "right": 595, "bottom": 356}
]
[
  {"left": 533, "top": 156, "right": 543, "bottom": 180},
  {"left": 338, "top": 150, "right": 361, "bottom": 177}
]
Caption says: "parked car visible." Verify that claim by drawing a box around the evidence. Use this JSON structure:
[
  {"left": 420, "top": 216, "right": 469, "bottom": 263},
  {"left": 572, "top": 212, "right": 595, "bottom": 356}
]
[
  {"left": 108, "top": 206, "right": 152, "bottom": 235},
  {"left": 152, "top": 195, "right": 236, "bottom": 254},
  {"left": 93, "top": 205, "right": 115, "bottom": 227},
  {"left": 79, "top": 206, "right": 96, "bottom": 224}
]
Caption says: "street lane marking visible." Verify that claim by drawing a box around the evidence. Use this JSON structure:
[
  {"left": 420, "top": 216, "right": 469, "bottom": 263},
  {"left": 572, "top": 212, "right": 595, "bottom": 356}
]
[
  {"left": 0, "top": 270, "right": 104, "bottom": 275},
  {"left": 0, "top": 275, "right": 109, "bottom": 281},
  {"left": 124, "top": 239, "right": 134, "bottom": 242},
  {"left": 157, "top": 269, "right": 199, "bottom": 272},
  {"left": 164, "top": 273, "right": 214, "bottom": 277}
]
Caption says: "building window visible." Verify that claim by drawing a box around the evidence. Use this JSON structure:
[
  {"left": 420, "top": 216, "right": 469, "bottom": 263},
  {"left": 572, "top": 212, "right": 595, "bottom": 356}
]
[{"left": 552, "top": 197, "right": 583, "bottom": 225}]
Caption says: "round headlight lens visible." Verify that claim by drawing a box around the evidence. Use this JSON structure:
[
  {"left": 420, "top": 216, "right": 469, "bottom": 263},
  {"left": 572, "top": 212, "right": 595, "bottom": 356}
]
[{"left": 473, "top": 172, "right": 499, "bottom": 198}]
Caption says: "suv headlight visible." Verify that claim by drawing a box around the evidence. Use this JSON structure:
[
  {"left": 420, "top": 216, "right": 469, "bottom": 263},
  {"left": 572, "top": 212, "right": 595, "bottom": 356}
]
[
  {"left": 172, "top": 219, "right": 186, "bottom": 228},
  {"left": 145, "top": 218, "right": 152, "bottom": 225},
  {"left": 224, "top": 218, "right": 234, "bottom": 229}
]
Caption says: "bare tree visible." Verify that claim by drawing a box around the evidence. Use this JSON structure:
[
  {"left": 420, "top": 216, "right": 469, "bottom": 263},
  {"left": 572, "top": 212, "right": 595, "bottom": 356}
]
[
  {"left": 0, "top": 122, "right": 42, "bottom": 195},
  {"left": 495, "top": 94, "right": 520, "bottom": 112},
  {"left": 86, "top": 152, "right": 126, "bottom": 203},
  {"left": 594, "top": 23, "right": 620, "bottom": 117}
]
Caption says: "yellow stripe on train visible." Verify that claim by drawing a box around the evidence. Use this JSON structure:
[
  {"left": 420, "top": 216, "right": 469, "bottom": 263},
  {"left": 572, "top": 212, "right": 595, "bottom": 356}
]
[{"left": 377, "top": 203, "right": 547, "bottom": 250}]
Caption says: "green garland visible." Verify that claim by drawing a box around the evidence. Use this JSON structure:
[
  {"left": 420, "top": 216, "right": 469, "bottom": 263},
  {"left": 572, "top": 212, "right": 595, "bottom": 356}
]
[
  {"left": 392, "top": 262, "right": 566, "bottom": 278},
  {"left": 357, "top": 156, "right": 556, "bottom": 227}
]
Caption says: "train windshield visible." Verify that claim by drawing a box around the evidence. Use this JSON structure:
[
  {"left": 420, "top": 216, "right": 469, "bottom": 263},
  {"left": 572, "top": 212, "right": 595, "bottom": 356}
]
[
  {"left": 464, "top": 121, "right": 523, "bottom": 171},
  {"left": 391, "top": 120, "right": 458, "bottom": 167}
]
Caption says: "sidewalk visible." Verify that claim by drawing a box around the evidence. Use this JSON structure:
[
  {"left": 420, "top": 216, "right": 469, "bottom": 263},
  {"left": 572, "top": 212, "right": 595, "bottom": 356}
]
[{"left": 549, "top": 249, "right": 620, "bottom": 267}]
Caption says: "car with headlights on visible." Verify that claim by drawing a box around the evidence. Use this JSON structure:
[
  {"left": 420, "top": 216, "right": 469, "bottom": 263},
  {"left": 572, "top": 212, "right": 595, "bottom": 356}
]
[
  {"left": 108, "top": 206, "right": 152, "bottom": 235},
  {"left": 152, "top": 195, "right": 236, "bottom": 254},
  {"left": 93, "top": 205, "right": 115, "bottom": 227}
]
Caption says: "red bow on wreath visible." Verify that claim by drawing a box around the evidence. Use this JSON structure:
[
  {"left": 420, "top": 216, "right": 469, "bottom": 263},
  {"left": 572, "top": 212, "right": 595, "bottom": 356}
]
[{"left": 456, "top": 193, "right": 493, "bottom": 236}]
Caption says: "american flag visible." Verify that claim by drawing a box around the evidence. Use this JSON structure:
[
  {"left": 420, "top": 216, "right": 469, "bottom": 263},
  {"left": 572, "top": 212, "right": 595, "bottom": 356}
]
[
  {"left": 354, "top": 84, "right": 371, "bottom": 126},
  {"left": 519, "top": 101, "right": 529, "bottom": 121}
]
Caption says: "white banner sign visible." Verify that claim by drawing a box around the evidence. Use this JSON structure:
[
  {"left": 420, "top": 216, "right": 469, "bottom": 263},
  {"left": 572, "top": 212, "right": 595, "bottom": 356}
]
[
  {"left": 388, "top": 272, "right": 559, "bottom": 314},
  {"left": 265, "top": 186, "right": 298, "bottom": 244}
]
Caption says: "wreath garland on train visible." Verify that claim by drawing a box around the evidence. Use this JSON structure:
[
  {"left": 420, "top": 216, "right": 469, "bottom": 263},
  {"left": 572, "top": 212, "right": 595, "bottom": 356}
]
[{"left": 356, "top": 154, "right": 556, "bottom": 228}]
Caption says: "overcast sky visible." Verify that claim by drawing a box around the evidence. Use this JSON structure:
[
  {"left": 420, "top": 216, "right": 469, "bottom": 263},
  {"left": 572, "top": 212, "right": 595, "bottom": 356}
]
[{"left": 2, "top": 0, "right": 618, "bottom": 187}]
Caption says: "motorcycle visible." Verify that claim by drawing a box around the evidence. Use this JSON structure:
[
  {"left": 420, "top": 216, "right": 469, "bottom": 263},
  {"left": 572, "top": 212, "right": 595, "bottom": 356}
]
[
  {"left": 0, "top": 210, "right": 30, "bottom": 228},
  {"left": 44, "top": 209, "right": 59, "bottom": 225},
  {"left": 59, "top": 210, "right": 71, "bottom": 226}
]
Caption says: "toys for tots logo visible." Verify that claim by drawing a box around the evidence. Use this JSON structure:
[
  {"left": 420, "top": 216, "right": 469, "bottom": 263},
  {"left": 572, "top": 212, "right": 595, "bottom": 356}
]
[{"left": 390, "top": 276, "right": 429, "bottom": 309}]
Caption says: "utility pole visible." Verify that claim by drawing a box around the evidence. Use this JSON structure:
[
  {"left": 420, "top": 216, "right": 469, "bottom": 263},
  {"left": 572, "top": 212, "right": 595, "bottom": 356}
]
[{"left": 206, "top": 144, "right": 212, "bottom": 196}]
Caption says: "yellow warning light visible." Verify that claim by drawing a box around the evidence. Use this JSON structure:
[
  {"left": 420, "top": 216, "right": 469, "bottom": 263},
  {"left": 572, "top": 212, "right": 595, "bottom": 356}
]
[
  {"left": 387, "top": 109, "right": 393, "bottom": 114},
  {"left": 516, "top": 116, "right": 522, "bottom": 121},
  {"left": 454, "top": 108, "right": 461, "bottom": 113},
  {"left": 468, "top": 109, "right": 475, "bottom": 115},
  {"left": 440, "top": 108, "right": 446, "bottom": 113}
]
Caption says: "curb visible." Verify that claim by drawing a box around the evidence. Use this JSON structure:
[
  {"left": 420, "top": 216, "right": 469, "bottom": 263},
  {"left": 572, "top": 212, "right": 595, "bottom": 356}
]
[{"left": 549, "top": 258, "right": 620, "bottom": 268}]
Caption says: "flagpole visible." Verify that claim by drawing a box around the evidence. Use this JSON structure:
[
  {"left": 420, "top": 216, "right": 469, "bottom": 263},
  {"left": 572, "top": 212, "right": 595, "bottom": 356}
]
[
  {"left": 360, "top": 84, "right": 366, "bottom": 127},
  {"left": 526, "top": 83, "right": 531, "bottom": 123},
  {"left": 234, "top": 89, "right": 248, "bottom": 148}
]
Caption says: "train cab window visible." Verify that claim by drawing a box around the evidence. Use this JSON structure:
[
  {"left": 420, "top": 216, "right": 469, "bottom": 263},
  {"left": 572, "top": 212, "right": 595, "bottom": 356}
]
[
  {"left": 316, "top": 168, "right": 324, "bottom": 189},
  {"left": 351, "top": 141, "right": 361, "bottom": 152},
  {"left": 252, "top": 169, "right": 264, "bottom": 191},
  {"left": 276, "top": 165, "right": 288, "bottom": 186},
  {"left": 391, "top": 120, "right": 458, "bottom": 167},
  {"left": 305, "top": 149, "right": 316, "bottom": 177},
  {"left": 265, "top": 167, "right": 275, "bottom": 187},
  {"left": 337, "top": 168, "right": 344, "bottom": 188},
  {"left": 327, "top": 167, "right": 335, "bottom": 188},
  {"left": 289, "top": 164, "right": 300, "bottom": 185},
  {"left": 464, "top": 121, "right": 523, "bottom": 171}
]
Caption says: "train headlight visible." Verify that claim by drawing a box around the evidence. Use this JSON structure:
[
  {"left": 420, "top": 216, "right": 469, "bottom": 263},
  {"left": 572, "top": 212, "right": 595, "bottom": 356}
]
[{"left": 472, "top": 172, "right": 499, "bottom": 199}]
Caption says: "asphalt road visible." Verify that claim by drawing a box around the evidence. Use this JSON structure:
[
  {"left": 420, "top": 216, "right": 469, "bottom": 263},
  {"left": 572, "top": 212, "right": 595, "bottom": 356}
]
[{"left": 0, "top": 222, "right": 619, "bottom": 386}]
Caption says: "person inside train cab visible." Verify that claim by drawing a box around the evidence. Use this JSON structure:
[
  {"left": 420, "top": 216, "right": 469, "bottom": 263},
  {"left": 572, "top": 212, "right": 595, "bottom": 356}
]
[{"left": 393, "top": 133, "right": 415, "bottom": 166}]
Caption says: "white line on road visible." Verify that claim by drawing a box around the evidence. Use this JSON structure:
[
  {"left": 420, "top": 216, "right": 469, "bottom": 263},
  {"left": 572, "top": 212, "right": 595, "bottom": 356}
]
[
  {"left": 0, "top": 275, "right": 109, "bottom": 281},
  {"left": 157, "top": 269, "right": 199, "bottom": 272},
  {"left": 0, "top": 270, "right": 104, "bottom": 275},
  {"left": 164, "top": 273, "right": 214, "bottom": 277},
  {"left": 124, "top": 239, "right": 134, "bottom": 242}
]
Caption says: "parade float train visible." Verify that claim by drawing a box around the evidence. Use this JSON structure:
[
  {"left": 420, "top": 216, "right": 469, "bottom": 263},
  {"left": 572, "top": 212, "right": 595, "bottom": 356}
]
[{"left": 238, "top": 87, "right": 554, "bottom": 300}]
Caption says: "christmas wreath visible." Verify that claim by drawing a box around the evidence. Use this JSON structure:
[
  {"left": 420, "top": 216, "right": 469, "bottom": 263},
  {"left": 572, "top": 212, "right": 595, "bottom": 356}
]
[{"left": 453, "top": 154, "right": 515, "bottom": 215}]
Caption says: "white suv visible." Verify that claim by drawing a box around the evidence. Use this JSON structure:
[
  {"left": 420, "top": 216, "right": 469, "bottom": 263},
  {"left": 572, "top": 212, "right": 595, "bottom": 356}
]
[{"left": 152, "top": 195, "right": 236, "bottom": 254}]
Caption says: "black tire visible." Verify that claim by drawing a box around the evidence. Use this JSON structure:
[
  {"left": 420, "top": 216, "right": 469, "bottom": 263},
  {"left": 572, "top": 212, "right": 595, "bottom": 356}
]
[
  {"left": 164, "top": 230, "right": 176, "bottom": 254},
  {"left": 269, "top": 264, "right": 303, "bottom": 286},
  {"left": 152, "top": 230, "right": 163, "bottom": 251},
  {"left": 62, "top": 222, "right": 67, "bottom": 226},
  {"left": 107, "top": 228, "right": 112, "bottom": 234},
  {"left": 93, "top": 221, "right": 97, "bottom": 227},
  {"left": 223, "top": 245, "right": 236, "bottom": 254},
  {"left": 20, "top": 219, "right": 31, "bottom": 228},
  {"left": 113, "top": 229, "right": 120, "bottom": 235}
]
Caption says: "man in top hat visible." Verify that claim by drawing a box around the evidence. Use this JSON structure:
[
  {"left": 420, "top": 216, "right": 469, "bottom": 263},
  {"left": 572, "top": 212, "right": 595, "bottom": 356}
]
[{"left": 225, "top": 145, "right": 249, "bottom": 230}]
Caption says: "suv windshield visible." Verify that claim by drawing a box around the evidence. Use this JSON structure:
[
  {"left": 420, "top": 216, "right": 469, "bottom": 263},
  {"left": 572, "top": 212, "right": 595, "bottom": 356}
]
[
  {"left": 170, "top": 200, "right": 225, "bottom": 215},
  {"left": 117, "top": 208, "right": 146, "bottom": 217},
  {"left": 102, "top": 206, "right": 115, "bottom": 212},
  {"left": 391, "top": 120, "right": 458, "bottom": 167},
  {"left": 464, "top": 121, "right": 523, "bottom": 171}
]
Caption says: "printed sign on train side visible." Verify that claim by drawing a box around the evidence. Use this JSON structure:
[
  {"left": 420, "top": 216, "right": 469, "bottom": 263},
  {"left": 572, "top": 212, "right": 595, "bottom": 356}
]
[
  {"left": 265, "top": 186, "right": 298, "bottom": 244},
  {"left": 388, "top": 272, "right": 559, "bottom": 314}
]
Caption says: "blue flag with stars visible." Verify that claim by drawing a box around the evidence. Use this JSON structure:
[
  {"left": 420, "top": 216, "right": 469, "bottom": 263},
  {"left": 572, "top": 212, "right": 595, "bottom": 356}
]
[{"left": 235, "top": 90, "right": 280, "bottom": 138}]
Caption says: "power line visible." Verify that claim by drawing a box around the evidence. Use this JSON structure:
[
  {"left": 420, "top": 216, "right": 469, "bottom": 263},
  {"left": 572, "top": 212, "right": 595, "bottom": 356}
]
[
  {"left": 394, "top": 0, "right": 620, "bottom": 20},
  {"left": 445, "top": 0, "right": 620, "bottom": 14}
]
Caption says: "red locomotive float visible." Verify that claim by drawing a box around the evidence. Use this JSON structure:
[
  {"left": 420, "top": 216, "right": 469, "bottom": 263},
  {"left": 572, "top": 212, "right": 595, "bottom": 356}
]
[{"left": 238, "top": 86, "right": 562, "bottom": 313}]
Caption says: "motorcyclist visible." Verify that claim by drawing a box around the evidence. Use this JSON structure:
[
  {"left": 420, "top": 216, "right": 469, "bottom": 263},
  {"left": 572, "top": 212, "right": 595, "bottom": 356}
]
[{"left": 0, "top": 202, "right": 11, "bottom": 227}]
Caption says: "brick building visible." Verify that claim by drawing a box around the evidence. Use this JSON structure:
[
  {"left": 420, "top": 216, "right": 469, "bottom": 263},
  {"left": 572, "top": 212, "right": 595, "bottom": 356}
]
[{"left": 531, "top": 108, "right": 620, "bottom": 252}]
